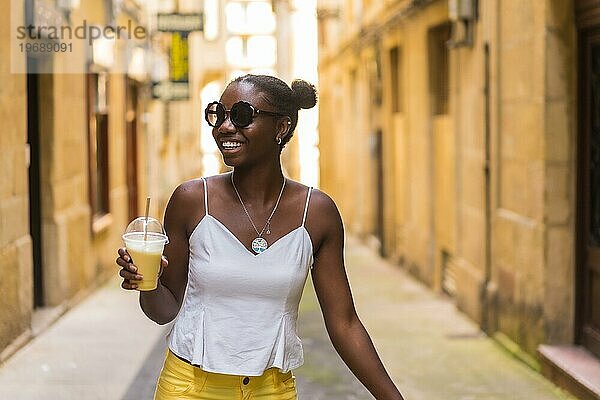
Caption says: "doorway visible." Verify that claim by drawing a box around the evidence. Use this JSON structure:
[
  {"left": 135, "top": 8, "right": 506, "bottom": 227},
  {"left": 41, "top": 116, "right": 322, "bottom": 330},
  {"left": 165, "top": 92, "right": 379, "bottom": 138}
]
[
  {"left": 125, "top": 79, "right": 139, "bottom": 222},
  {"left": 27, "top": 57, "right": 43, "bottom": 308},
  {"left": 577, "top": 25, "right": 600, "bottom": 358},
  {"left": 372, "top": 129, "right": 385, "bottom": 256}
]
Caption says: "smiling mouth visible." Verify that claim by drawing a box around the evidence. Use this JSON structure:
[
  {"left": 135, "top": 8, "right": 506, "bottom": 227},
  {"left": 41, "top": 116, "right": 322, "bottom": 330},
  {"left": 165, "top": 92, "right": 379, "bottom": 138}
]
[{"left": 221, "top": 140, "right": 244, "bottom": 152}]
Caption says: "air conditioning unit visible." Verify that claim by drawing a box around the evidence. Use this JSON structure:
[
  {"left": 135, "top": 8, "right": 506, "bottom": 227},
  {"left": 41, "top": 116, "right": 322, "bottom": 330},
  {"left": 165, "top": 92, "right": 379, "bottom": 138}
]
[
  {"left": 447, "top": 0, "right": 476, "bottom": 47},
  {"left": 448, "top": 0, "right": 475, "bottom": 21}
]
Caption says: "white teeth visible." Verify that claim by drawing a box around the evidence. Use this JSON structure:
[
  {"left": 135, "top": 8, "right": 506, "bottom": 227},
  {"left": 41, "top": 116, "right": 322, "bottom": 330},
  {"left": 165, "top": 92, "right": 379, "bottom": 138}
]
[{"left": 222, "top": 141, "right": 242, "bottom": 149}]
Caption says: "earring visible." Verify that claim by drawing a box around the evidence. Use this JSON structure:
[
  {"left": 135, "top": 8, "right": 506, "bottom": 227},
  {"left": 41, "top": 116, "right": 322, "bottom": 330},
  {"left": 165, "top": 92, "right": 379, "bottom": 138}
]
[{"left": 276, "top": 137, "right": 282, "bottom": 145}]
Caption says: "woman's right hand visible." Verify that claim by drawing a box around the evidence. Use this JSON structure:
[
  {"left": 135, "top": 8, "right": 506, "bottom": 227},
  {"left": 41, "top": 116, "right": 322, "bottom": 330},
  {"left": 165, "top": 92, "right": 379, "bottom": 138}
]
[{"left": 116, "top": 247, "right": 143, "bottom": 290}]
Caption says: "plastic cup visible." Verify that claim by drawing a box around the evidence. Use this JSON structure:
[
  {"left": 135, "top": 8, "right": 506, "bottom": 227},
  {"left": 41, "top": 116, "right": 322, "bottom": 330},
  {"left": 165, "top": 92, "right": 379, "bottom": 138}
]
[{"left": 122, "top": 217, "right": 169, "bottom": 291}]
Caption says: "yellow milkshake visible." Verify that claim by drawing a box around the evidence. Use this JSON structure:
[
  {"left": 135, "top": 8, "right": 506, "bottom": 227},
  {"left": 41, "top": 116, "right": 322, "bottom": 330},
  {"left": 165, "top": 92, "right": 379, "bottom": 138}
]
[
  {"left": 128, "top": 248, "right": 163, "bottom": 291},
  {"left": 123, "top": 230, "right": 168, "bottom": 291}
]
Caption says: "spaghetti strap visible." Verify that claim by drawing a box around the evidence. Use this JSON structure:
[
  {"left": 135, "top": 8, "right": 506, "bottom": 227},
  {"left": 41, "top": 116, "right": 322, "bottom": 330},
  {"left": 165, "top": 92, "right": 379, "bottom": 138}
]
[
  {"left": 202, "top": 177, "right": 209, "bottom": 216},
  {"left": 302, "top": 187, "right": 312, "bottom": 226}
]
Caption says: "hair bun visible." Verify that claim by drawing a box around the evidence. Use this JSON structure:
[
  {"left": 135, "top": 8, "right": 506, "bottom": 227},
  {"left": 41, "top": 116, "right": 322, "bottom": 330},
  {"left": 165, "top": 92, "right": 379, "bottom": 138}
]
[{"left": 291, "top": 79, "right": 318, "bottom": 110}]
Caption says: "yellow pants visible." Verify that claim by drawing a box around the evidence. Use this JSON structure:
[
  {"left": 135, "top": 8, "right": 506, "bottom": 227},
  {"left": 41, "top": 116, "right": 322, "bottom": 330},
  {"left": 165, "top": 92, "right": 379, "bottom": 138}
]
[{"left": 154, "top": 350, "right": 298, "bottom": 400}]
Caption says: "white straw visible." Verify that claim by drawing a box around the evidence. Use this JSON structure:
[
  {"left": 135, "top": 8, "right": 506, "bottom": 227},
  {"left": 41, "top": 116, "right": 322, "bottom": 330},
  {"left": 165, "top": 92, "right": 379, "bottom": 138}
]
[{"left": 143, "top": 197, "right": 150, "bottom": 241}]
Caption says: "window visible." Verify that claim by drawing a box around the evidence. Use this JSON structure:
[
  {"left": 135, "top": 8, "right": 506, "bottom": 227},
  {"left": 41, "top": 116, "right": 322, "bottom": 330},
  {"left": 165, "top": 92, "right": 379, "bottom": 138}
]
[
  {"left": 204, "top": 0, "right": 220, "bottom": 41},
  {"left": 389, "top": 45, "right": 403, "bottom": 113},
  {"left": 428, "top": 22, "right": 451, "bottom": 115},
  {"left": 318, "top": 18, "right": 326, "bottom": 47},
  {"left": 226, "top": 36, "right": 244, "bottom": 65},
  {"left": 225, "top": 1, "right": 275, "bottom": 35},
  {"left": 350, "top": 69, "right": 358, "bottom": 116},
  {"left": 87, "top": 72, "right": 110, "bottom": 229},
  {"left": 226, "top": 35, "right": 276, "bottom": 68},
  {"left": 247, "top": 35, "right": 276, "bottom": 66}
]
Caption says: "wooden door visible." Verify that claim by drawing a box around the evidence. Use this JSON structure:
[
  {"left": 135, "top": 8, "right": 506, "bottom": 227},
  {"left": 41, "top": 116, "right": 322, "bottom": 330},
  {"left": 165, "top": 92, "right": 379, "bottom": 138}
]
[
  {"left": 125, "top": 79, "right": 139, "bottom": 222},
  {"left": 577, "top": 23, "right": 600, "bottom": 358},
  {"left": 374, "top": 129, "right": 385, "bottom": 256},
  {"left": 27, "top": 58, "right": 43, "bottom": 307}
]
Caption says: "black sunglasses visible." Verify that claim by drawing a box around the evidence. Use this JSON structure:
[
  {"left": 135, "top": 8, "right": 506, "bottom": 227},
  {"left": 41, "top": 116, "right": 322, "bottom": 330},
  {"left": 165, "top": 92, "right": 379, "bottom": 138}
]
[{"left": 205, "top": 101, "right": 288, "bottom": 128}]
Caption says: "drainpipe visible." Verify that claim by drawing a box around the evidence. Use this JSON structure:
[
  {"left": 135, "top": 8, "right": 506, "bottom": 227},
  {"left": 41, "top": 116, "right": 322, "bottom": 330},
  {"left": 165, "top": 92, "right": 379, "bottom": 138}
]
[{"left": 481, "top": 41, "right": 493, "bottom": 332}]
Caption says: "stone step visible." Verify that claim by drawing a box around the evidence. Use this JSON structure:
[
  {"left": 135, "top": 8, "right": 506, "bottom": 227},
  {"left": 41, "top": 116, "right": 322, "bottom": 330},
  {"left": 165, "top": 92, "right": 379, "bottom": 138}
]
[{"left": 538, "top": 345, "right": 600, "bottom": 400}]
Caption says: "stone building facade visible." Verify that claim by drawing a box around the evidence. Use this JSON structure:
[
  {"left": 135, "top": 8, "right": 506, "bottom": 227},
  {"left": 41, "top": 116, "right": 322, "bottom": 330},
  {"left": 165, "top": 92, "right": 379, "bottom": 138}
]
[
  {"left": 317, "top": 0, "right": 599, "bottom": 397},
  {"left": 1, "top": 0, "right": 31, "bottom": 364},
  {"left": 0, "top": 0, "right": 201, "bottom": 362}
]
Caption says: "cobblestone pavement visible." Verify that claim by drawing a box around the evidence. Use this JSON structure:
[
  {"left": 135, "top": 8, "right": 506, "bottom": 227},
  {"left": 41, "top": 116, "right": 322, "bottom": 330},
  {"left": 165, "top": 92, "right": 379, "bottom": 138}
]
[
  {"left": 293, "top": 278, "right": 372, "bottom": 400},
  {"left": 291, "top": 238, "right": 575, "bottom": 400}
]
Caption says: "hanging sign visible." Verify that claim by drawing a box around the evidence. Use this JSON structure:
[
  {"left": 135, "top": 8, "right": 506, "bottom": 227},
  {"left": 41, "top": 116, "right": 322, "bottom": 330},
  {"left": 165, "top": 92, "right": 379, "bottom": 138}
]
[
  {"left": 156, "top": 13, "right": 203, "bottom": 32},
  {"left": 170, "top": 31, "right": 189, "bottom": 83},
  {"left": 151, "top": 81, "right": 190, "bottom": 101}
]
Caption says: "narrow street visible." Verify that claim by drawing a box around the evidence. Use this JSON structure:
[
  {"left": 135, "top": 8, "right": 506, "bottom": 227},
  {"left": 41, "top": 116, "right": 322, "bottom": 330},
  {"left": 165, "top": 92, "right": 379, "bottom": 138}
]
[
  {"left": 3, "top": 2, "right": 599, "bottom": 400},
  {"left": 0, "top": 237, "right": 574, "bottom": 400}
]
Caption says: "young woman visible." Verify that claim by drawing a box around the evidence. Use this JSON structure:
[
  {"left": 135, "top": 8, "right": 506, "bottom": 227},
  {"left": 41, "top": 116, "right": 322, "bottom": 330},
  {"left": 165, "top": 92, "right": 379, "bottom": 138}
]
[{"left": 116, "top": 74, "right": 404, "bottom": 400}]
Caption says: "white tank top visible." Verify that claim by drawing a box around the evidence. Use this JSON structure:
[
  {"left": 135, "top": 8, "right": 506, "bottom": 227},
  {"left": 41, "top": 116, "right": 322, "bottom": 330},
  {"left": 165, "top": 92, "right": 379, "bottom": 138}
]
[{"left": 167, "top": 176, "right": 314, "bottom": 376}]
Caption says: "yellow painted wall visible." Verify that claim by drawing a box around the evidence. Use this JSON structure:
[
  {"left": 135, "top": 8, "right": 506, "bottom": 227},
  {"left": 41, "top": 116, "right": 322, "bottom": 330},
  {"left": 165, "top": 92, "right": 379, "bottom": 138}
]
[
  {"left": 317, "top": 0, "right": 578, "bottom": 357},
  {"left": 0, "top": 0, "right": 33, "bottom": 357}
]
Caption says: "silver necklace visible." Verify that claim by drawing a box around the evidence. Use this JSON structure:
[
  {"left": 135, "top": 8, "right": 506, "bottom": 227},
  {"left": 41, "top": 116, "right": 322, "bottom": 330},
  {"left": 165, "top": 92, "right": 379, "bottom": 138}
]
[{"left": 230, "top": 172, "right": 286, "bottom": 254}]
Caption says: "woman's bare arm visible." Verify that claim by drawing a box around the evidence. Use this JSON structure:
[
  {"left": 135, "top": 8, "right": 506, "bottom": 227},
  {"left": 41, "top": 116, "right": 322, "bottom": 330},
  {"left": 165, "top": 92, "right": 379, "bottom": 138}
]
[
  {"left": 142, "top": 180, "right": 205, "bottom": 324},
  {"left": 309, "top": 190, "right": 404, "bottom": 400},
  {"left": 118, "top": 180, "right": 204, "bottom": 324}
]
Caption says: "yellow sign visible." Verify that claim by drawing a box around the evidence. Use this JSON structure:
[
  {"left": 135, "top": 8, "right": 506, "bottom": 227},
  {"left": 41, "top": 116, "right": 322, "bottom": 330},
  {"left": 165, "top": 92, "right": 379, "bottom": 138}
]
[{"left": 170, "top": 32, "right": 189, "bottom": 83}]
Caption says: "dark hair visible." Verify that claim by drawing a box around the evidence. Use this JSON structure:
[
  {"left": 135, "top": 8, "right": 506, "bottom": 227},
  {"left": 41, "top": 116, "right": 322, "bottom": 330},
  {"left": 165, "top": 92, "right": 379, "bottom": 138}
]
[{"left": 232, "top": 74, "right": 318, "bottom": 147}]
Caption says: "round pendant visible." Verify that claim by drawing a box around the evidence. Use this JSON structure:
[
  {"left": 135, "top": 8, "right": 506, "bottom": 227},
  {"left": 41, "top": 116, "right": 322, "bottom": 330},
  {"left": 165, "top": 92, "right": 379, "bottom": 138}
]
[{"left": 252, "top": 237, "right": 268, "bottom": 254}]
